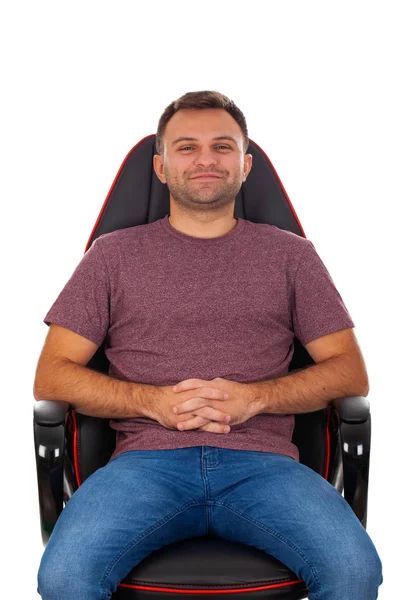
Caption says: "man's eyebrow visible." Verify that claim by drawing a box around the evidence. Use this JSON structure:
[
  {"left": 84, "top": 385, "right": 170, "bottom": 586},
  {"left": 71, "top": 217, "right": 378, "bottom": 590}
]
[{"left": 171, "top": 136, "right": 238, "bottom": 147}]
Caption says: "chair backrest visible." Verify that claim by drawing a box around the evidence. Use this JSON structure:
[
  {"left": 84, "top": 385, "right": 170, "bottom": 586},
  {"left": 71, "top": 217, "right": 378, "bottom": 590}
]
[{"left": 68, "top": 135, "right": 339, "bottom": 489}]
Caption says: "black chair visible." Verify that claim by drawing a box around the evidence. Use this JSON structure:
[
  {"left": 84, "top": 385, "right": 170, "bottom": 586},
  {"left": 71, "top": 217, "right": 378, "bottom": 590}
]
[{"left": 34, "top": 135, "right": 371, "bottom": 599}]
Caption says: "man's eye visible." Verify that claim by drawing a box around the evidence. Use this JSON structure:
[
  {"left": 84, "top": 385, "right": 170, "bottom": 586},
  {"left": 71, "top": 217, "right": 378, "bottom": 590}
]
[{"left": 179, "top": 145, "right": 230, "bottom": 151}]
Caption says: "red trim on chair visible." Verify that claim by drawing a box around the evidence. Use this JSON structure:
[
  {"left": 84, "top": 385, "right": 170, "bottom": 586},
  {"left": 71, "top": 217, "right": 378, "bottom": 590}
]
[
  {"left": 118, "top": 579, "right": 304, "bottom": 594},
  {"left": 71, "top": 410, "right": 82, "bottom": 487},
  {"left": 324, "top": 405, "right": 331, "bottom": 480},
  {"left": 84, "top": 134, "right": 155, "bottom": 253}
]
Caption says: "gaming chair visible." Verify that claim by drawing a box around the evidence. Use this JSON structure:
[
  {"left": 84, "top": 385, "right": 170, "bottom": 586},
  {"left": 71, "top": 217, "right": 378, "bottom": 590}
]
[{"left": 34, "top": 135, "right": 371, "bottom": 599}]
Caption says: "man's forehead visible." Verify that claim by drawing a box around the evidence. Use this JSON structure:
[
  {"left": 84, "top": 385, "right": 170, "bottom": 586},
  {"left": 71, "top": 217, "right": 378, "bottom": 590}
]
[{"left": 165, "top": 108, "right": 243, "bottom": 145}]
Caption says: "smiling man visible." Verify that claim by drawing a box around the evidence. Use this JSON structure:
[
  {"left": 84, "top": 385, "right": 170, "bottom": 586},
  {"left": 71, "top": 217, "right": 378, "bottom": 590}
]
[
  {"left": 35, "top": 90, "right": 382, "bottom": 599},
  {"left": 153, "top": 107, "right": 252, "bottom": 239}
]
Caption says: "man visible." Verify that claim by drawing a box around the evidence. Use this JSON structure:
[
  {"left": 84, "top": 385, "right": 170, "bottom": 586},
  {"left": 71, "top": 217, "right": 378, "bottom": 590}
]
[{"left": 34, "top": 90, "right": 383, "bottom": 599}]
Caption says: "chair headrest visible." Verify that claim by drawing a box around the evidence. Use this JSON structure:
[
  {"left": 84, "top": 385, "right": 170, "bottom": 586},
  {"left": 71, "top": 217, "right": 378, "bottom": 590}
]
[{"left": 85, "top": 135, "right": 306, "bottom": 251}]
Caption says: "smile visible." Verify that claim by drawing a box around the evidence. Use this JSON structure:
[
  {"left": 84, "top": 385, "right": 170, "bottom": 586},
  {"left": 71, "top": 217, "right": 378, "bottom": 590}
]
[{"left": 191, "top": 175, "right": 221, "bottom": 180}]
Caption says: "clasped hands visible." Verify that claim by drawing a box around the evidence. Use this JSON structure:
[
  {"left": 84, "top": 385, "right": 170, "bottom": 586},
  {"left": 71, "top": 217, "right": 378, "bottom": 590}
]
[{"left": 171, "top": 377, "right": 260, "bottom": 433}]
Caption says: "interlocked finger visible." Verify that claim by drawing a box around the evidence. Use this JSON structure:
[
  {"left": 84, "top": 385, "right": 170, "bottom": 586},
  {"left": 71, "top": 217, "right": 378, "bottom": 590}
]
[
  {"left": 191, "top": 405, "right": 231, "bottom": 424},
  {"left": 177, "top": 410, "right": 230, "bottom": 434}
]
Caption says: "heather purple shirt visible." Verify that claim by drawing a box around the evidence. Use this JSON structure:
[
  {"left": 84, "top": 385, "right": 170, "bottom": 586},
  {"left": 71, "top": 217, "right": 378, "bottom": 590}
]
[{"left": 44, "top": 215, "right": 355, "bottom": 462}]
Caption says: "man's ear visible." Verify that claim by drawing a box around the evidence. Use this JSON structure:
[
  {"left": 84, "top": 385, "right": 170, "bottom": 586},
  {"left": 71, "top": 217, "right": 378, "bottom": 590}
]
[
  {"left": 243, "top": 153, "right": 253, "bottom": 182},
  {"left": 153, "top": 154, "right": 167, "bottom": 184}
]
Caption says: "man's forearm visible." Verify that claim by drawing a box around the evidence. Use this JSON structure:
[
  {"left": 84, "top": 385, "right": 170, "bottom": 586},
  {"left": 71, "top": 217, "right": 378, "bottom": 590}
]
[
  {"left": 247, "top": 354, "right": 369, "bottom": 416},
  {"left": 33, "top": 359, "right": 158, "bottom": 419}
]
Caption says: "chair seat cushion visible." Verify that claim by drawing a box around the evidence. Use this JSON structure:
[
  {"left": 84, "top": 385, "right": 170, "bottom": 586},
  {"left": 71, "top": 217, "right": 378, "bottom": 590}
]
[{"left": 115, "top": 537, "right": 308, "bottom": 599}]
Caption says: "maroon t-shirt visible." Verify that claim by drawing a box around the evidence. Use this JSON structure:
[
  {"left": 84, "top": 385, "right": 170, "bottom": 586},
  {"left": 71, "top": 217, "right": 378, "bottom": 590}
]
[{"left": 44, "top": 215, "right": 355, "bottom": 462}]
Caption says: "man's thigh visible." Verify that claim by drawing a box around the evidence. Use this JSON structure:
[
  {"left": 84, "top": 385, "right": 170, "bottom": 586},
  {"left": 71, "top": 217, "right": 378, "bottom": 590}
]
[
  {"left": 208, "top": 450, "right": 382, "bottom": 598},
  {"left": 37, "top": 448, "right": 207, "bottom": 599}
]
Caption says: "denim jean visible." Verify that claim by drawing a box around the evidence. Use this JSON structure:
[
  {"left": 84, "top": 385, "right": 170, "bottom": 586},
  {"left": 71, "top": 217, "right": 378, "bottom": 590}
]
[{"left": 37, "top": 447, "right": 383, "bottom": 599}]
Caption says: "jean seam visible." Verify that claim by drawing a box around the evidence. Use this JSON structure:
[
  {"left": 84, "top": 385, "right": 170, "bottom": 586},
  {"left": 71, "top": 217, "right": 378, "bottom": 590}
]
[
  {"left": 99, "top": 499, "right": 205, "bottom": 593},
  {"left": 213, "top": 500, "right": 322, "bottom": 598}
]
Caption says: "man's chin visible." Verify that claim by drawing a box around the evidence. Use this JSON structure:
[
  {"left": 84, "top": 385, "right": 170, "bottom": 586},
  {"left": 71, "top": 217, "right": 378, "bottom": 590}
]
[
  {"left": 170, "top": 184, "right": 239, "bottom": 207},
  {"left": 188, "top": 196, "right": 230, "bottom": 206}
]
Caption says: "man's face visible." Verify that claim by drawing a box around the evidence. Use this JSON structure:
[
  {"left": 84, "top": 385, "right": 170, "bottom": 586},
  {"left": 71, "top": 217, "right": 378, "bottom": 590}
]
[{"left": 153, "top": 108, "right": 252, "bottom": 214}]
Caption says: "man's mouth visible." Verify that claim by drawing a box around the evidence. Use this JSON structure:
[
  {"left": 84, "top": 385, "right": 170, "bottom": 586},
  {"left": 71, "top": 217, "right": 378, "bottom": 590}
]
[{"left": 190, "top": 174, "right": 221, "bottom": 179}]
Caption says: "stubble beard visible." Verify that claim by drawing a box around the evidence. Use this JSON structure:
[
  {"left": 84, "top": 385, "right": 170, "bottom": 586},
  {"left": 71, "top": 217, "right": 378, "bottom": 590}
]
[{"left": 165, "top": 170, "right": 244, "bottom": 211}]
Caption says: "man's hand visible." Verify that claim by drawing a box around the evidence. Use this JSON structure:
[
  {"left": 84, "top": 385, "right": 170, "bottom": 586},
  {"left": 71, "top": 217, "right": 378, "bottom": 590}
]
[
  {"left": 151, "top": 380, "right": 234, "bottom": 434},
  {"left": 172, "top": 378, "right": 260, "bottom": 432}
]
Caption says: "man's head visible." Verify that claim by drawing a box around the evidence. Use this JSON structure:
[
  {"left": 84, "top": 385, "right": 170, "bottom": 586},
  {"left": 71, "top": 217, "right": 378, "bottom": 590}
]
[{"left": 153, "top": 91, "right": 252, "bottom": 223}]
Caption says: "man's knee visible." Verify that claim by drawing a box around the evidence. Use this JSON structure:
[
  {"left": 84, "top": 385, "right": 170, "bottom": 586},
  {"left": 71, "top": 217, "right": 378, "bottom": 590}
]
[
  {"left": 352, "top": 543, "right": 383, "bottom": 591},
  {"left": 324, "top": 537, "right": 383, "bottom": 597},
  {"left": 37, "top": 557, "right": 69, "bottom": 599},
  {"left": 37, "top": 549, "right": 110, "bottom": 600}
]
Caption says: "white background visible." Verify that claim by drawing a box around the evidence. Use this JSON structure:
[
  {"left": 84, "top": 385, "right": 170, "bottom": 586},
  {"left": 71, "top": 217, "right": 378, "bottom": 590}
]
[{"left": 1, "top": 1, "right": 398, "bottom": 598}]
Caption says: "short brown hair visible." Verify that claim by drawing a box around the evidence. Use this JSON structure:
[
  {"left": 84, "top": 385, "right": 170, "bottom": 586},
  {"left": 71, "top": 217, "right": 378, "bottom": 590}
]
[{"left": 155, "top": 90, "right": 249, "bottom": 156}]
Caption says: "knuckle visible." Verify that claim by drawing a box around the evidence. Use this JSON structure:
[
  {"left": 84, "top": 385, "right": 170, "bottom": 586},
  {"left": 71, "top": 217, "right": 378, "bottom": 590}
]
[
  {"left": 207, "top": 407, "right": 218, "bottom": 419},
  {"left": 206, "top": 424, "right": 218, "bottom": 433},
  {"left": 203, "top": 407, "right": 221, "bottom": 421},
  {"left": 206, "top": 422, "right": 226, "bottom": 434},
  {"left": 179, "top": 414, "right": 191, "bottom": 422},
  {"left": 217, "top": 411, "right": 226, "bottom": 422}
]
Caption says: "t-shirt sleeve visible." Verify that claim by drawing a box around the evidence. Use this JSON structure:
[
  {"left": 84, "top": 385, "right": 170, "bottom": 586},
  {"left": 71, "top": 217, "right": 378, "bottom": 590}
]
[
  {"left": 291, "top": 240, "right": 355, "bottom": 346},
  {"left": 43, "top": 237, "right": 110, "bottom": 346}
]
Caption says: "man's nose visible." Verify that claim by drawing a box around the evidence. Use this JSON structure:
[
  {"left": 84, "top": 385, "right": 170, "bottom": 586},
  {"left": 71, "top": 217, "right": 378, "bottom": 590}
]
[{"left": 193, "top": 149, "right": 218, "bottom": 167}]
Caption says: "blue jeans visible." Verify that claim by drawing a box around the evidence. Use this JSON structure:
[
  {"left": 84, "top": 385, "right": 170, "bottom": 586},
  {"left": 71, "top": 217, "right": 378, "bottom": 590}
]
[{"left": 37, "top": 447, "right": 383, "bottom": 599}]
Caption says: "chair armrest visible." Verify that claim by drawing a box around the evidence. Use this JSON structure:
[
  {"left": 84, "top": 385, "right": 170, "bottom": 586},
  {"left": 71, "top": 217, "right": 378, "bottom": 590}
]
[
  {"left": 332, "top": 395, "right": 370, "bottom": 423},
  {"left": 33, "top": 400, "right": 71, "bottom": 545},
  {"left": 331, "top": 396, "right": 371, "bottom": 529},
  {"left": 34, "top": 399, "right": 70, "bottom": 426}
]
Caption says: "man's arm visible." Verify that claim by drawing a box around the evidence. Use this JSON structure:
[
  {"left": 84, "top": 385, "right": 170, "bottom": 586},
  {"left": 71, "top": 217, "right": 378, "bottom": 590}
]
[
  {"left": 33, "top": 324, "right": 158, "bottom": 419},
  {"left": 247, "top": 328, "right": 369, "bottom": 415}
]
